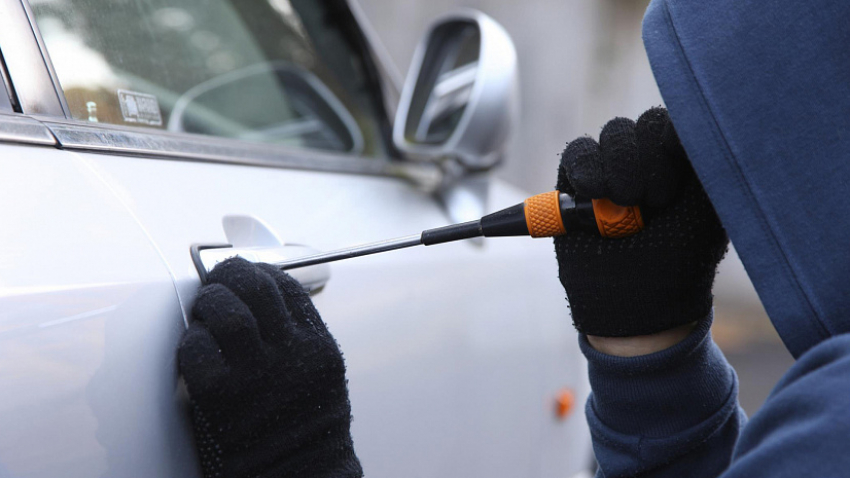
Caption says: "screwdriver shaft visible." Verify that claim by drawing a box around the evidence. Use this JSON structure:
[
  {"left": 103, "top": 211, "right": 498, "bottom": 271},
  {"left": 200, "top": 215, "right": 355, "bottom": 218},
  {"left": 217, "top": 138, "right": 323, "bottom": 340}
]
[{"left": 276, "top": 234, "right": 423, "bottom": 270}]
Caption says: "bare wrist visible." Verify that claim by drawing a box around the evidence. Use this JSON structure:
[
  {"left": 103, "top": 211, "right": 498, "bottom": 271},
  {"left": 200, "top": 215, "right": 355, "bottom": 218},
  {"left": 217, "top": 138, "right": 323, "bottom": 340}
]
[{"left": 586, "top": 321, "right": 698, "bottom": 357}]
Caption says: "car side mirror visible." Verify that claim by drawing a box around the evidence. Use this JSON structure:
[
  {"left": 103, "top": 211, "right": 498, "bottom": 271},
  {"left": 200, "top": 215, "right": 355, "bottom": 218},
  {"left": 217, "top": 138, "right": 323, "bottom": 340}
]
[{"left": 393, "top": 10, "right": 518, "bottom": 170}]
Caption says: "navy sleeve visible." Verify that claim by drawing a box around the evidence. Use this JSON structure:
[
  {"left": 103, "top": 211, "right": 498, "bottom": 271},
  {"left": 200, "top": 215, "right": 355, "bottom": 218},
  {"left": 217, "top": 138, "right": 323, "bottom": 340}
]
[
  {"left": 581, "top": 314, "right": 747, "bottom": 477},
  {"left": 720, "top": 333, "right": 850, "bottom": 477}
]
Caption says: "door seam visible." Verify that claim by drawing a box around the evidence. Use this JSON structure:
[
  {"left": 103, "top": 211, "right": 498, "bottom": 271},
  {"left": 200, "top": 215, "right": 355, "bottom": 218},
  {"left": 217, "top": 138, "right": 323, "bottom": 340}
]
[{"left": 71, "top": 151, "right": 192, "bottom": 328}]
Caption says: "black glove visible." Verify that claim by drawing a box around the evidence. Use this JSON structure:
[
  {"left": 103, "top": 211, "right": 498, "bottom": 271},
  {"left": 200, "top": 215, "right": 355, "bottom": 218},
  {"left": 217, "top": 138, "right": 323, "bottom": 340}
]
[
  {"left": 555, "top": 107, "right": 728, "bottom": 337},
  {"left": 178, "top": 257, "right": 362, "bottom": 478}
]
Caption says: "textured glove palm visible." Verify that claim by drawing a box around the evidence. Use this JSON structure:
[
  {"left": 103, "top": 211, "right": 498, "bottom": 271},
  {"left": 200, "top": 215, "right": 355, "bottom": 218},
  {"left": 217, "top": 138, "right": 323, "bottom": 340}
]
[
  {"left": 556, "top": 107, "right": 728, "bottom": 337},
  {"left": 178, "top": 257, "right": 362, "bottom": 478}
]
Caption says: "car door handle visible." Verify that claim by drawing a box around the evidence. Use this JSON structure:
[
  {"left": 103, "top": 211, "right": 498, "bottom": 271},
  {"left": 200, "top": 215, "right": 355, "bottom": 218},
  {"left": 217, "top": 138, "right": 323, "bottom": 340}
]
[{"left": 191, "top": 244, "right": 331, "bottom": 293}]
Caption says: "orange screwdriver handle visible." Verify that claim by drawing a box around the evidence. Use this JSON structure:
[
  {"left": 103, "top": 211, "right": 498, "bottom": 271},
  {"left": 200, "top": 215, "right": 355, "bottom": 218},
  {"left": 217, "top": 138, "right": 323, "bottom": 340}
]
[
  {"left": 523, "top": 191, "right": 644, "bottom": 239},
  {"left": 524, "top": 191, "right": 568, "bottom": 237},
  {"left": 590, "top": 198, "right": 644, "bottom": 238}
]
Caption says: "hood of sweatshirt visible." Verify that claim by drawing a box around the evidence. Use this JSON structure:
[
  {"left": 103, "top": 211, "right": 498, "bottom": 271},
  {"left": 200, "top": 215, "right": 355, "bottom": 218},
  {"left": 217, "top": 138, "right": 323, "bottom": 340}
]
[{"left": 642, "top": 0, "right": 850, "bottom": 358}]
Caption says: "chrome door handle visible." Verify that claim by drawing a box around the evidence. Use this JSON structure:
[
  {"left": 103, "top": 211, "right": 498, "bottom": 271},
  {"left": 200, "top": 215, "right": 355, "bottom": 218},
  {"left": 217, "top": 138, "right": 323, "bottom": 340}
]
[{"left": 191, "top": 244, "right": 331, "bottom": 293}]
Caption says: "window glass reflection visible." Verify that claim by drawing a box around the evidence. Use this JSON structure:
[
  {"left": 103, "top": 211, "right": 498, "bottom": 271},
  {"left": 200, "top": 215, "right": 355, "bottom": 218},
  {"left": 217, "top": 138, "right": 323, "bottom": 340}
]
[{"left": 29, "top": 0, "right": 385, "bottom": 155}]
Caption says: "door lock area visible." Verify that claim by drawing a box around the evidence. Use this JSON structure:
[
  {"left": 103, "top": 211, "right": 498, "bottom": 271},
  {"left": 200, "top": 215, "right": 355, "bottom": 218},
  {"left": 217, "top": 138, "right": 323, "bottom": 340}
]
[{"left": 191, "top": 244, "right": 331, "bottom": 293}]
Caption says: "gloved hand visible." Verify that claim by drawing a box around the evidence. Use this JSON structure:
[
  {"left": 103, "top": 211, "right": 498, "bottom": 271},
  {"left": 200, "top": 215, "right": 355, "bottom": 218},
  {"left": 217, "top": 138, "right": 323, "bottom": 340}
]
[
  {"left": 178, "top": 257, "right": 362, "bottom": 478},
  {"left": 555, "top": 107, "right": 728, "bottom": 337}
]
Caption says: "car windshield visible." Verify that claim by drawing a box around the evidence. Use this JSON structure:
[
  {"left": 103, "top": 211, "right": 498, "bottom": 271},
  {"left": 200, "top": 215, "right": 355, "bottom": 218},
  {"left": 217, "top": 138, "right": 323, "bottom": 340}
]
[{"left": 29, "top": 0, "right": 387, "bottom": 156}]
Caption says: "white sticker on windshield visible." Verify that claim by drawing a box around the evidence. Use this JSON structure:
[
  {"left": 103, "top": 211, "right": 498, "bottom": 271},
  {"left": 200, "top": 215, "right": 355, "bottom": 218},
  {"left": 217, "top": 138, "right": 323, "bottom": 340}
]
[{"left": 118, "top": 89, "right": 163, "bottom": 126}]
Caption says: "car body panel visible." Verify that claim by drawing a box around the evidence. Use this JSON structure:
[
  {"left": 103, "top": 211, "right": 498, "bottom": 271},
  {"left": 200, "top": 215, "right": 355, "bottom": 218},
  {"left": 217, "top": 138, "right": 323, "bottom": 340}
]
[
  {"left": 0, "top": 0, "right": 592, "bottom": 474},
  {"left": 0, "top": 144, "right": 196, "bottom": 477},
  {"left": 76, "top": 149, "right": 591, "bottom": 477}
]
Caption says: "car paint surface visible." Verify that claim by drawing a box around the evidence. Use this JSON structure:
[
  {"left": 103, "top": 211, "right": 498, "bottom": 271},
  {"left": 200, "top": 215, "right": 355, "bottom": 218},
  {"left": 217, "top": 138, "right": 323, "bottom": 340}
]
[
  {"left": 0, "top": 144, "right": 197, "bottom": 477},
  {"left": 0, "top": 0, "right": 592, "bottom": 475},
  {"left": 0, "top": 142, "right": 590, "bottom": 477},
  {"left": 81, "top": 149, "right": 592, "bottom": 477}
]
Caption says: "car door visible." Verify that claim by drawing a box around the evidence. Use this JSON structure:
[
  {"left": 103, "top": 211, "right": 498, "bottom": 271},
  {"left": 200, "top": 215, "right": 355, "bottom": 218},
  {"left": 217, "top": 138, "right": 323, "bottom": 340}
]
[
  {"left": 0, "top": 108, "right": 195, "bottom": 478},
  {"left": 1, "top": 0, "right": 592, "bottom": 476}
]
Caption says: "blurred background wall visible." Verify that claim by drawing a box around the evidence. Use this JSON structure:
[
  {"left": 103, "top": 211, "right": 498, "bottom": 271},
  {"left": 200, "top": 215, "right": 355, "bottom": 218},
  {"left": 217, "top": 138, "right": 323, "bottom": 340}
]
[{"left": 354, "top": 0, "right": 793, "bottom": 415}]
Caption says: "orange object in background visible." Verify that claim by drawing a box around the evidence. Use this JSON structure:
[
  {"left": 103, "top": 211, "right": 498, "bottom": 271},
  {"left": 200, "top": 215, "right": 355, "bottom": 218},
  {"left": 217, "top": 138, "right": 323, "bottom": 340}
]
[{"left": 555, "top": 389, "right": 575, "bottom": 420}]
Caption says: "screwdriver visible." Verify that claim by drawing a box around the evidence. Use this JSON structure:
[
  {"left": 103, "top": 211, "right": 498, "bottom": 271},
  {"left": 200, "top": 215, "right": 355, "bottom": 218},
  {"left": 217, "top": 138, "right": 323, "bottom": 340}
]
[{"left": 276, "top": 191, "right": 644, "bottom": 271}]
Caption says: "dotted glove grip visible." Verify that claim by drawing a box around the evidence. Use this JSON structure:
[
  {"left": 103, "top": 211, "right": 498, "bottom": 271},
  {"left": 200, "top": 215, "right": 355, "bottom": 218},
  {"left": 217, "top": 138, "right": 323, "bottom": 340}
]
[{"left": 554, "top": 107, "right": 728, "bottom": 337}]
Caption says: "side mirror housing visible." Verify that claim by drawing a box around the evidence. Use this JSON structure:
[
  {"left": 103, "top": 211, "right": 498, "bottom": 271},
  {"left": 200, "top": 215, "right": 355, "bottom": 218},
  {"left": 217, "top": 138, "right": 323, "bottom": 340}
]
[{"left": 393, "top": 10, "right": 518, "bottom": 170}]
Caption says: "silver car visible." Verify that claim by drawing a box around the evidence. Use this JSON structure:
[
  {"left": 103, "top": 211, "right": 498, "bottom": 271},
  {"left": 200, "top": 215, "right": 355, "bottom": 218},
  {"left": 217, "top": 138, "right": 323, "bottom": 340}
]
[{"left": 0, "top": 0, "right": 591, "bottom": 476}]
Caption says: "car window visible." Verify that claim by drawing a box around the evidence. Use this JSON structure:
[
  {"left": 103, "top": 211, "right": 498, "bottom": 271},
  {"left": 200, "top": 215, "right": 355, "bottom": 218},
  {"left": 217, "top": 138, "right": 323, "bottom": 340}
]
[
  {"left": 0, "top": 56, "right": 13, "bottom": 113},
  {"left": 29, "top": 0, "right": 387, "bottom": 156}
]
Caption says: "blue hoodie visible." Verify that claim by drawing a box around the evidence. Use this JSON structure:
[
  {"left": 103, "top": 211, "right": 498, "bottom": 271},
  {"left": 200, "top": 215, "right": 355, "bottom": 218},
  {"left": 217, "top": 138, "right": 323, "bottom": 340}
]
[{"left": 584, "top": 1, "right": 850, "bottom": 476}]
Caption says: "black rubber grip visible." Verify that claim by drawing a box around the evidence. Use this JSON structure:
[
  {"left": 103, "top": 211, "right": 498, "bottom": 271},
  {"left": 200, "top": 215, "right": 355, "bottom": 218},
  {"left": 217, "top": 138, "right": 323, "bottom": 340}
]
[
  {"left": 559, "top": 194, "right": 597, "bottom": 231},
  {"left": 480, "top": 203, "right": 529, "bottom": 237},
  {"left": 421, "top": 220, "right": 483, "bottom": 246}
]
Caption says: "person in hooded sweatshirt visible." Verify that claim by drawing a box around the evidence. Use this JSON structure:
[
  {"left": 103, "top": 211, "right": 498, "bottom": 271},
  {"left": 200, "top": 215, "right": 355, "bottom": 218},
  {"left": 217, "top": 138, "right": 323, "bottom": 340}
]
[{"left": 176, "top": 0, "right": 850, "bottom": 477}]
